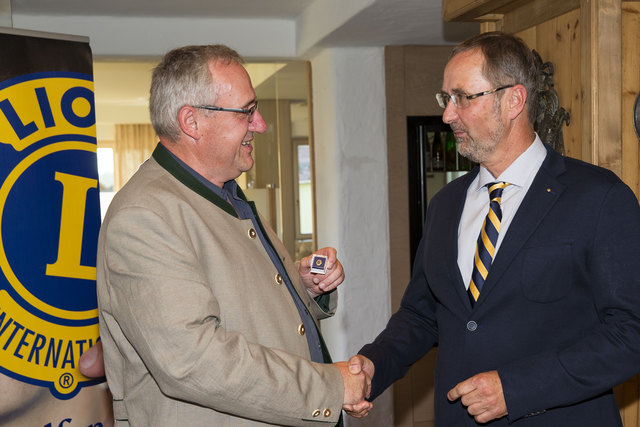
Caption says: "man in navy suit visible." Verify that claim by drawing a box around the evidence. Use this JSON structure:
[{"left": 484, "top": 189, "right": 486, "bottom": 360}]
[{"left": 345, "top": 31, "right": 640, "bottom": 425}]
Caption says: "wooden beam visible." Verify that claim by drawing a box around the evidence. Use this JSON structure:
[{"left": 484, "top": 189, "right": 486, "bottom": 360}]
[
  {"left": 477, "top": 14, "right": 505, "bottom": 32},
  {"left": 580, "top": 0, "right": 622, "bottom": 173},
  {"left": 621, "top": 1, "right": 640, "bottom": 197},
  {"left": 443, "top": 0, "right": 515, "bottom": 21},
  {"left": 502, "top": 0, "right": 581, "bottom": 33}
]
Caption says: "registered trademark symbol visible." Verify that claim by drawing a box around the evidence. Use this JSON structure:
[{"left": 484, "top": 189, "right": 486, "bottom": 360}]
[{"left": 59, "top": 372, "right": 74, "bottom": 389}]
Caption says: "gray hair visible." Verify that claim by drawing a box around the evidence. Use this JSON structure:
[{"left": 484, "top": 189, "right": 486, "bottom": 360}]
[
  {"left": 451, "top": 31, "right": 539, "bottom": 124},
  {"left": 150, "top": 44, "right": 244, "bottom": 141}
]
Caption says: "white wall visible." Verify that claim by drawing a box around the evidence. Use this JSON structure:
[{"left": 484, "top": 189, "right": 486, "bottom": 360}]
[
  {"left": 311, "top": 46, "right": 393, "bottom": 427},
  {"left": 11, "top": 15, "right": 297, "bottom": 58}
]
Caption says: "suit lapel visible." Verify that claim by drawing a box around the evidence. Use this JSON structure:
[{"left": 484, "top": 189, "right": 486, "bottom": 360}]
[
  {"left": 476, "top": 145, "right": 567, "bottom": 305},
  {"left": 452, "top": 193, "right": 477, "bottom": 311},
  {"left": 430, "top": 170, "right": 478, "bottom": 311}
]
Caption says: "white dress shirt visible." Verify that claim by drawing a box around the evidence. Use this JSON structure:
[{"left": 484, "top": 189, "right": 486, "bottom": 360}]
[{"left": 457, "top": 134, "right": 547, "bottom": 289}]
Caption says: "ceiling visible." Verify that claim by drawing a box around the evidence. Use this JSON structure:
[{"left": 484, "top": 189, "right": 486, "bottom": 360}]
[
  {"left": 9, "top": 0, "right": 315, "bottom": 19},
  {"left": 8, "top": 0, "right": 479, "bottom": 49},
  {"left": 6, "top": 0, "right": 479, "bottom": 139}
]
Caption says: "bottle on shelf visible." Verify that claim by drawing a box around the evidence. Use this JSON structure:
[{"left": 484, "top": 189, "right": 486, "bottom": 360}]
[
  {"left": 431, "top": 131, "right": 445, "bottom": 171},
  {"left": 425, "top": 130, "right": 434, "bottom": 173},
  {"left": 444, "top": 131, "right": 458, "bottom": 171}
]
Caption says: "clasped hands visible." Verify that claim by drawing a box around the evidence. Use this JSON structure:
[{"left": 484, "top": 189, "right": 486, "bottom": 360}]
[{"left": 334, "top": 355, "right": 375, "bottom": 418}]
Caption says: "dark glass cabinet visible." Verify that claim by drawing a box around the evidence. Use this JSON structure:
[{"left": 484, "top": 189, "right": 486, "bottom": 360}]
[{"left": 407, "top": 116, "right": 475, "bottom": 268}]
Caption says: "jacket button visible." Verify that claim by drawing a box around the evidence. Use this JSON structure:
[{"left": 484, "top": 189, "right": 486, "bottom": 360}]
[
  {"left": 312, "top": 409, "right": 321, "bottom": 417},
  {"left": 275, "top": 273, "right": 283, "bottom": 285},
  {"left": 297, "top": 324, "right": 306, "bottom": 335},
  {"left": 323, "top": 409, "right": 331, "bottom": 417},
  {"left": 467, "top": 321, "right": 478, "bottom": 331},
  {"left": 248, "top": 228, "right": 257, "bottom": 239}
]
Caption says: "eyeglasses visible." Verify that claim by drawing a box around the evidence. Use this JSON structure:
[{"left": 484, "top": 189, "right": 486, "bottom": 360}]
[
  {"left": 435, "top": 85, "right": 513, "bottom": 109},
  {"left": 193, "top": 101, "right": 259, "bottom": 122}
]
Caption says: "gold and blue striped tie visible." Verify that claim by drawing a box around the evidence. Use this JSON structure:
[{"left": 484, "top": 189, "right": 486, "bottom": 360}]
[{"left": 468, "top": 181, "right": 509, "bottom": 306}]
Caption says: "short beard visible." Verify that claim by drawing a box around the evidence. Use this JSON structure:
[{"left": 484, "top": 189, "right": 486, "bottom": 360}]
[{"left": 456, "top": 98, "right": 504, "bottom": 164}]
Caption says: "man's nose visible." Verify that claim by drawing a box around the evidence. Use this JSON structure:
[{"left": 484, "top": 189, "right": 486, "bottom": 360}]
[
  {"left": 250, "top": 111, "right": 268, "bottom": 134},
  {"left": 442, "top": 102, "right": 458, "bottom": 124}
]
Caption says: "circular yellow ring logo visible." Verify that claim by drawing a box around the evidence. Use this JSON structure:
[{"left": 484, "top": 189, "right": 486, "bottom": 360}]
[{"left": 0, "top": 141, "right": 98, "bottom": 321}]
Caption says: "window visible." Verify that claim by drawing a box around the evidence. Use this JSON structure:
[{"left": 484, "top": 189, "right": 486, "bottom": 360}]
[
  {"left": 97, "top": 146, "right": 115, "bottom": 220},
  {"left": 294, "top": 140, "right": 313, "bottom": 237}
]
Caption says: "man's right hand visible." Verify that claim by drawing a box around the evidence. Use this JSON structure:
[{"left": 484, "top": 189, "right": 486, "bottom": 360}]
[{"left": 336, "top": 354, "right": 375, "bottom": 418}]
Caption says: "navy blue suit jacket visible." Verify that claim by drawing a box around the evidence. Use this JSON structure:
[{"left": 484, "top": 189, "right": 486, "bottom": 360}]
[{"left": 361, "top": 144, "right": 640, "bottom": 426}]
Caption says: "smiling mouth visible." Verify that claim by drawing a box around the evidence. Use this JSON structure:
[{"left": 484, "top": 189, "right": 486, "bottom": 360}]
[
  {"left": 242, "top": 132, "right": 254, "bottom": 147},
  {"left": 451, "top": 127, "right": 467, "bottom": 138}
]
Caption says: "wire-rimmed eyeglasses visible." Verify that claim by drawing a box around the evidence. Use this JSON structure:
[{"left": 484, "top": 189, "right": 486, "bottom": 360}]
[
  {"left": 435, "top": 85, "right": 513, "bottom": 109},
  {"left": 193, "top": 101, "right": 259, "bottom": 122}
]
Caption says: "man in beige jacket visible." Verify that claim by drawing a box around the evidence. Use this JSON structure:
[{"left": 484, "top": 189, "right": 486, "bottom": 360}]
[{"left": 96, "top": 44, "right": 371, "bottom": 426}]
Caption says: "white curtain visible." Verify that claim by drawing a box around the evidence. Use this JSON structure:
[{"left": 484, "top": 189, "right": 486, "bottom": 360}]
[{"left": 114, "top": 124, "right": 157, "bottom": 190}]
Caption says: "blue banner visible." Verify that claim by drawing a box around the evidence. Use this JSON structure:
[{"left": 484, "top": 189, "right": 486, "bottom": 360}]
[{"left": 0, "top": 28, "right": 111, "bottom": 426}]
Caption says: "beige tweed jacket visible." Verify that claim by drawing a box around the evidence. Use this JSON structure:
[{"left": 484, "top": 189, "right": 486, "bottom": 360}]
[{"left": 97, "top": 145, "right": 343, "bottom": 426}]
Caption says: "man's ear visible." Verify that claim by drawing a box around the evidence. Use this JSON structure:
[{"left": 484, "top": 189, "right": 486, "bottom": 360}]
[
  {"left": 506, "top": 84, "right": 527, "bottom": 120},
  {"left": 178, "top": 106, "right": 200, "bottom": 140}
]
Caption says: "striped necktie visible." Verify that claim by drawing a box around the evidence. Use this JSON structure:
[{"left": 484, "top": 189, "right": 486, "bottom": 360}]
[{"left": 468, "top": 181, "right": 510, "bottom": 306}]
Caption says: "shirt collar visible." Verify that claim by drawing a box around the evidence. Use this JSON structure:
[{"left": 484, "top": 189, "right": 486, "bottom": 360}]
[
  {"left": 165, "top": 148, "right": 239, "bottom": 200},
  {"left": 474, "top": 133, "right": 547, "bottom": 192}
]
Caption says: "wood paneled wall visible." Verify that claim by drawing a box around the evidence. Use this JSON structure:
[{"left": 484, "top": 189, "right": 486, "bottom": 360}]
[
  {"left": 515, "top": 12, "right": 583, "bottom": 160},
  {"left": 622, "top": 3, "right": 640, "bottom": 197}
]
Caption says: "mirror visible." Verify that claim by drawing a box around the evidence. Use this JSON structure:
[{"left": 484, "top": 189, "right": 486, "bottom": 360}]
[{"left": 94, "top": 59, "right": 315, "bottom": 261}]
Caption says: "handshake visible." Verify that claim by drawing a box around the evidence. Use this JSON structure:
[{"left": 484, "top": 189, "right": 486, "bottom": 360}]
[
  {"left": 80, "top": 343, "right": 378, "bottom": 419},
  {"left": 334, "top": 355, "right": 375, "bottom": 418}
]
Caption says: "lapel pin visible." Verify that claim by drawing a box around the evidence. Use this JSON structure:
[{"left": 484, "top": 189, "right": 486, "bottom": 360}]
[{"left": 310, "top": 254, "right": 328, "bottom": 274}]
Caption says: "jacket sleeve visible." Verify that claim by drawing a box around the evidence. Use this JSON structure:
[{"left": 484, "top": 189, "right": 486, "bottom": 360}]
[{"left": 359, "top": 232, "right": 439, "bottom": 400}]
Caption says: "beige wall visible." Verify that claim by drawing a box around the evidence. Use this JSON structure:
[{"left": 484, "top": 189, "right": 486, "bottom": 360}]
[{"left": 385, "top": 44, "right": 454, "bottom": 427}]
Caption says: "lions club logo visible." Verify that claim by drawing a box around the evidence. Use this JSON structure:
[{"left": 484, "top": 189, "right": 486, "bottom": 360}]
[{"left": 0, "top": 72, "right": 102, "bottom": 399}]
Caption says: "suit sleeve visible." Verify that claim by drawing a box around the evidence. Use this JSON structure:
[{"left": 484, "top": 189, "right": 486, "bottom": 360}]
[
  {"left": 98, "top": 206, "right": 343, "bottom": 426},
  {"left": 359, "top": 232, "right": 439, "bottom": 400},
  {"left": 499, "top": 181, "right": 640, "bottom": 421}
]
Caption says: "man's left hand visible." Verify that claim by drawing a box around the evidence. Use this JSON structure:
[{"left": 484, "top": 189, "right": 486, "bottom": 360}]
[
  {"left": 447, "top": 370, "right": 507, "bottom": 424},
  {"left": 79, "top": 341, "right": 105, "bottom": 378},
  {"left": 299, "top": 247, "right": 344, "bottom": 297}
]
